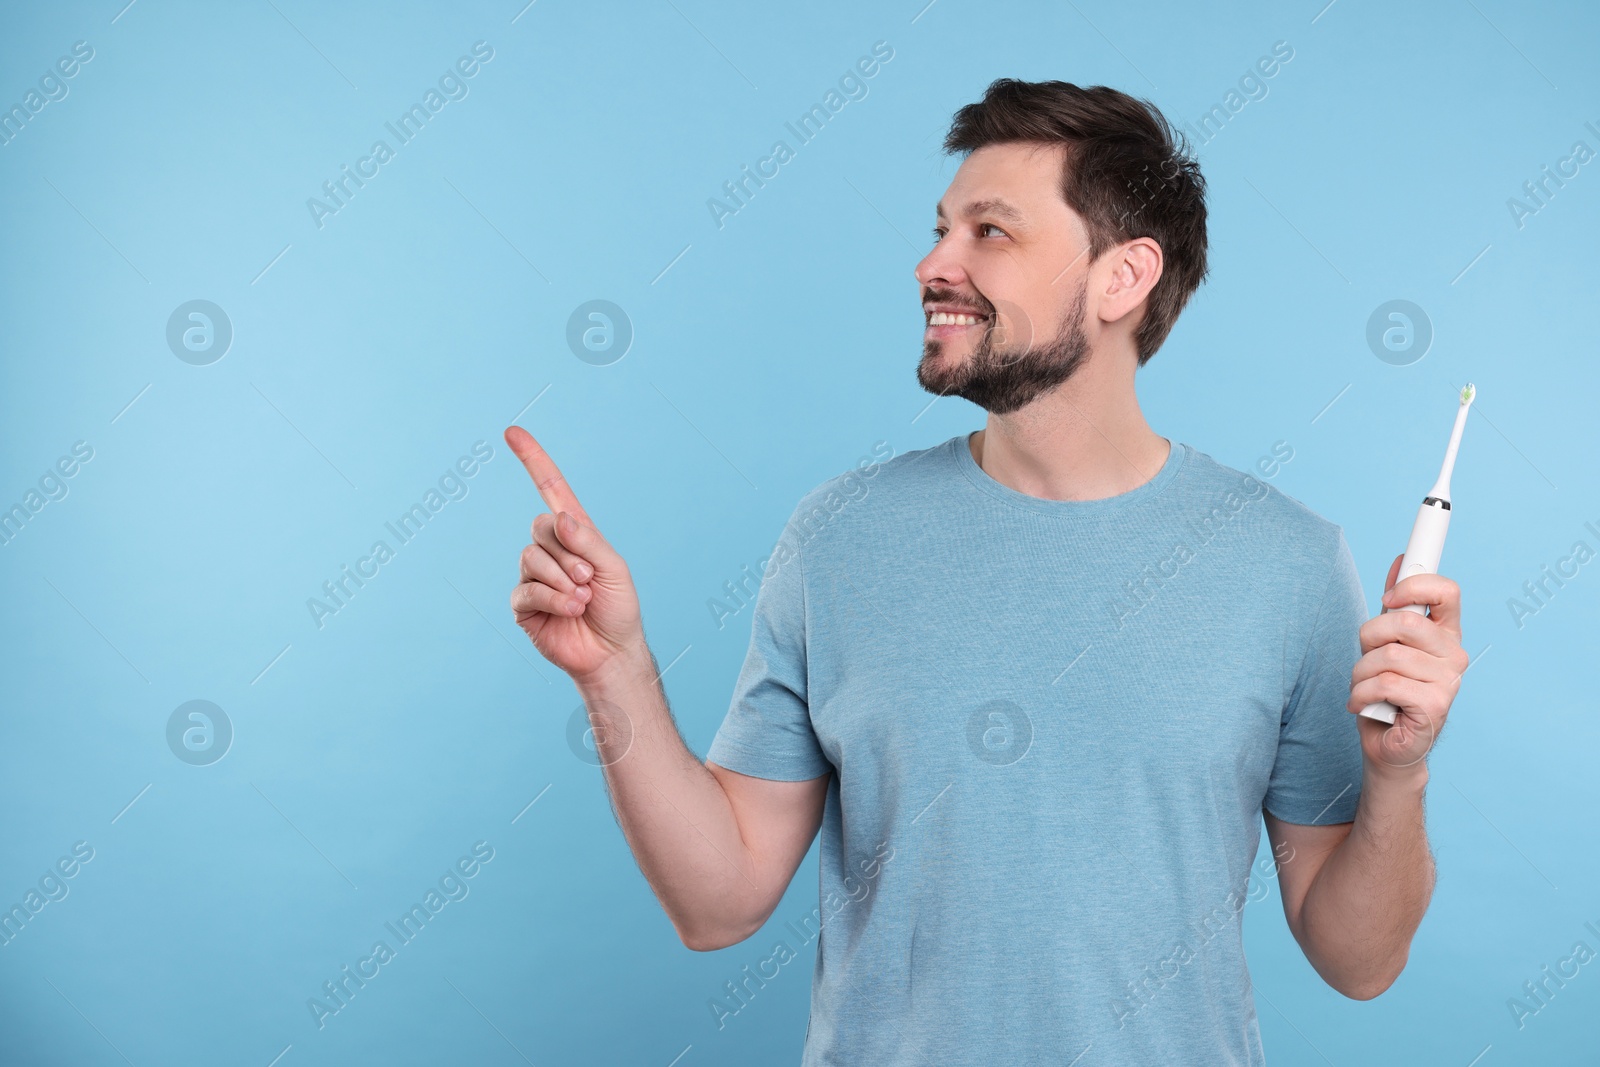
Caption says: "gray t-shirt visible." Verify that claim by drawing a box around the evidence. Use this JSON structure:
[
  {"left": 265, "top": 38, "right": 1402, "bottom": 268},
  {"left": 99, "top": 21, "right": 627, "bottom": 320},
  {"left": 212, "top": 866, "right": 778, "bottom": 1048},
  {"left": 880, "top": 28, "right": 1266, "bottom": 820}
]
[{"left": 707, "top": 433, "right": 1367, "bottom": 1065}]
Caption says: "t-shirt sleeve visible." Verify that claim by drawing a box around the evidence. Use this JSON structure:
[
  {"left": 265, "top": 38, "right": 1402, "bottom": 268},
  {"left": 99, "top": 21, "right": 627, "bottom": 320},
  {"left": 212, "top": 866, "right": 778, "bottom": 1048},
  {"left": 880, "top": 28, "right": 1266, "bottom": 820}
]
[
  {"left": 1263, "top": 528, "right": 1367, "bottom": 825},
  {"left": 705, "top": 504, "right": 833, "bottom": 782}
]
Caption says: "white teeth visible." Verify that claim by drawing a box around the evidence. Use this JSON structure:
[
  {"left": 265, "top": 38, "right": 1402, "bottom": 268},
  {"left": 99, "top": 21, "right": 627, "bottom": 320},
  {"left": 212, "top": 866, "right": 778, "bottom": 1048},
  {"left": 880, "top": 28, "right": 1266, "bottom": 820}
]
[{"left": 928, "top": 312, "right": 985, "bottom": 326}]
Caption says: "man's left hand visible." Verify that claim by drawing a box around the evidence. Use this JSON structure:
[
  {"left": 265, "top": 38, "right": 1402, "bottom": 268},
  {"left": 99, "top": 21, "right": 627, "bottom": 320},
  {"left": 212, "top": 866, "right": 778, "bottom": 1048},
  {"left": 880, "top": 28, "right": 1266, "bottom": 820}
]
[{"left": 1347, "top": 553, "right": 1470, "bottom": 775}]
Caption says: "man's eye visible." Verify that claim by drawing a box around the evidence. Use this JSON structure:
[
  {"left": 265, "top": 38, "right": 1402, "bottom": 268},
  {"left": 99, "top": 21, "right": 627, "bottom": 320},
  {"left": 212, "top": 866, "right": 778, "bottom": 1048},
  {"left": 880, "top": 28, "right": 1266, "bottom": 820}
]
[{"left": 930, "top": 223, "right": 1006, "bottom": 243}]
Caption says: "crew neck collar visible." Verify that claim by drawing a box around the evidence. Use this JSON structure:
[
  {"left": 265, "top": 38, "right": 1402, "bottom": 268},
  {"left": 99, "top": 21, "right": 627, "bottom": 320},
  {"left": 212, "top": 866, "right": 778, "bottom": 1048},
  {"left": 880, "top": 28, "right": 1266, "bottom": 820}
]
[{"left": 948, "top": 431, "right": 1187, "bottom": 516}]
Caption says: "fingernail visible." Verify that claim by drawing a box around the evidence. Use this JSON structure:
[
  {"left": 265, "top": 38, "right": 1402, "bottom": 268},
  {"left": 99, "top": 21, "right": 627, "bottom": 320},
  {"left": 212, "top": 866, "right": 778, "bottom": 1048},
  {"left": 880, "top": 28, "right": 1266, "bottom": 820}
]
[
  {"left": 575, "top": 562, "right": 592, "bottom": 581},
  {"left": 560, "top": 513, "right": 577, "bottom": 534},
  {"left": 574, "top": 584, "right": 591, "bottom": 600},
  {"left": 567, "top": 598, "right": 583, "bottom": 615}
]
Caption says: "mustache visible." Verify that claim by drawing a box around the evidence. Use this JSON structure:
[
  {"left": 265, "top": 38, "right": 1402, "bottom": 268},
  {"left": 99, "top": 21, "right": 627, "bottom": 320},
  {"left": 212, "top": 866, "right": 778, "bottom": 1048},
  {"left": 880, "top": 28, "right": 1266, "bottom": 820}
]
[{"left": 922, "top": 287, "right": 991, "bottom": 315}]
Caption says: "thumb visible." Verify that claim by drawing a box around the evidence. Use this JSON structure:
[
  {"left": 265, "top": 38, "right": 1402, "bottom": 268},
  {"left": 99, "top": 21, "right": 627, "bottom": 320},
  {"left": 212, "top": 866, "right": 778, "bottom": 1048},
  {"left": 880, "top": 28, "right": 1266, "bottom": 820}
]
[
  {"left": 554, "top": 510, "right": 624, "bottom": 575},
  {"left": 1383, "top": 552, "right": 1403, "bottom": 595}
]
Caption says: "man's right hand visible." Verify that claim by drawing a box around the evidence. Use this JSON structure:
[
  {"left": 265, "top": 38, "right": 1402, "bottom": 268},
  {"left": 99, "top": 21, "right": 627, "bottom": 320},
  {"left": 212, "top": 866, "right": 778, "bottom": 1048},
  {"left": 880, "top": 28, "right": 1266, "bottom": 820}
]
[
  {"left": 505, "top": 425, "right": 643, "bottom": 683},
  {"left": 505, "top": 425, "right": 828, "bottom": 953}
]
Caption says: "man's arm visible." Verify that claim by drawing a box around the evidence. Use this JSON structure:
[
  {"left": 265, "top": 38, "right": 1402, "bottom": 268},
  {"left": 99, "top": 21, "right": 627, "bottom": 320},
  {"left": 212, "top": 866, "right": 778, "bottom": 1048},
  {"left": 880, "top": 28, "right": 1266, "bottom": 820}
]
[
  {"left": 1263, "top": 764, "right": 1434, "bottom": 999},
  {"left": 502, "top": 426, "right": 827, "bottom": 952},
  {"left": 1265, "top": 554, "right": 1465, "bottom": 999},
  {"left": 575, "top": 642, "right": 829, "bottom": 951}
]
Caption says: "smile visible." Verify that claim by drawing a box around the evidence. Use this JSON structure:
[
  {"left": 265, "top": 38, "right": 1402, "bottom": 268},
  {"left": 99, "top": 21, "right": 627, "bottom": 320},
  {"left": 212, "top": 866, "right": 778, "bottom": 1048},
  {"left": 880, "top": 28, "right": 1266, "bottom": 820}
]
[
  {"left": 924, "top": 309, "right": 990, "bottom": 339},
  {"left": 927, "top": 311, "right": 987, "bottom": 326}
]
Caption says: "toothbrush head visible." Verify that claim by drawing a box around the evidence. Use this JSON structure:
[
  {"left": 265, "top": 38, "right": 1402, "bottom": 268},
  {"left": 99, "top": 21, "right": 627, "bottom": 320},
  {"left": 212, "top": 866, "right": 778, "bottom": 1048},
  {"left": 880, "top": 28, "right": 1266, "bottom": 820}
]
[{"left": 1461, "top": 382, "right": 1476, "bottom": 406}]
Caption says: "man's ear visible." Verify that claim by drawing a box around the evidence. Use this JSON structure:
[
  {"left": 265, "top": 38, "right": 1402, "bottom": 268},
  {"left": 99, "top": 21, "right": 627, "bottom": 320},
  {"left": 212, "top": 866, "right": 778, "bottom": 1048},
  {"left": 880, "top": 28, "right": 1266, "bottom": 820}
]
[{"left": 1097, "top": 237, "right": 1163, "bottom": 325}]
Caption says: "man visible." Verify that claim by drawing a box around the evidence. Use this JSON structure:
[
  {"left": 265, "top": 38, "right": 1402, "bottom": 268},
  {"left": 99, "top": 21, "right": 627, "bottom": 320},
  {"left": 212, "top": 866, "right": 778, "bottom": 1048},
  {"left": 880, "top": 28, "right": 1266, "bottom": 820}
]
[{"left": 504, "top": 79, "right": 1467, "bottom": 1065}]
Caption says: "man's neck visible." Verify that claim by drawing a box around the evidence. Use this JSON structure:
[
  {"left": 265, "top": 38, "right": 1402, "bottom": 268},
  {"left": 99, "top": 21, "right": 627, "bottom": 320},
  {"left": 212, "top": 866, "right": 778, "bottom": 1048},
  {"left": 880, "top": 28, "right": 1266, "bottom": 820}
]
[{"left": 968, "top": 369, "right": 1170, "bottom": 503}]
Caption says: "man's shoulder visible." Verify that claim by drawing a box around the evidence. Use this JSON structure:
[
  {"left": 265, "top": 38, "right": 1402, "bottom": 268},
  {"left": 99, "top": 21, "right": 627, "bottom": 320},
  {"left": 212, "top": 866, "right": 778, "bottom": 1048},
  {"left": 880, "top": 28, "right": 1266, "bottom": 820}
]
[
  {"left": 1176, "top": 443, "right": 1346, "bottom": 558},
  {"left": 786, "top": 437, "right": 952, "bottom": 522}
]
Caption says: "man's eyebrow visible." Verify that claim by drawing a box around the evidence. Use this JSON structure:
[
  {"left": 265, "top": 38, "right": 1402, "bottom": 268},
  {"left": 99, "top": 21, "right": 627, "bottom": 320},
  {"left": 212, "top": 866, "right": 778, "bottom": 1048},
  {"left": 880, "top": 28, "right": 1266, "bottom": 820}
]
[{"left": 934, "top": 198, "right": 1026, "bottom": 223}]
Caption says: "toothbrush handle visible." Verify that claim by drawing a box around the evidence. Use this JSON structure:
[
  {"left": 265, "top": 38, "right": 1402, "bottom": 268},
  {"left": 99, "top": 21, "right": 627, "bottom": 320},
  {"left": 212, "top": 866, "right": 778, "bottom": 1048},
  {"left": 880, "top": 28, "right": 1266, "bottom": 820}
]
[{"left": 1358, "top": 501, "right": 1451, "bottom": 725}]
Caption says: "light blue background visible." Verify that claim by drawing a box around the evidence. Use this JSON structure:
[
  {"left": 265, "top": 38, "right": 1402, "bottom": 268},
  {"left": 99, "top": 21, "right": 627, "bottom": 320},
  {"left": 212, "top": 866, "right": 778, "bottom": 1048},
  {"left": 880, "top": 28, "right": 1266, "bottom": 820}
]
[{"left": 1, "top": 1, "right": 1595, "bottom": 1064}]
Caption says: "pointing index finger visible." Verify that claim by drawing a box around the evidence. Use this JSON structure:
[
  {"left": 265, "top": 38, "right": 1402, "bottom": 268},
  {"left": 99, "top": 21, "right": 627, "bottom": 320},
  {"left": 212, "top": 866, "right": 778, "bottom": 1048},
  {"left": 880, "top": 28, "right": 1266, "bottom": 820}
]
[{"left": 504, "top": 426, "right": 592, "bottom": 526}]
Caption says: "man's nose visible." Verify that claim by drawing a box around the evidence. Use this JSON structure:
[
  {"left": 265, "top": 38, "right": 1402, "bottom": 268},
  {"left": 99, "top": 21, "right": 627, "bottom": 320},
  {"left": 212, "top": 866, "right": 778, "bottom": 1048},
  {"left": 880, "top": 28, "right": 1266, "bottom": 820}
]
[{"left": 915, "top": 241, "right": 966, "bottom": 289}]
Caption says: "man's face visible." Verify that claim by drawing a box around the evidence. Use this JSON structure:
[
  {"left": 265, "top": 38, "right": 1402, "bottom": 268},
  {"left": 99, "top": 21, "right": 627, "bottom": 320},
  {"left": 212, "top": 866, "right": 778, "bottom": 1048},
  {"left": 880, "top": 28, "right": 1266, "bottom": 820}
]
[{"left": 914, "top": 142, "right": 1094, "bottom": 415}]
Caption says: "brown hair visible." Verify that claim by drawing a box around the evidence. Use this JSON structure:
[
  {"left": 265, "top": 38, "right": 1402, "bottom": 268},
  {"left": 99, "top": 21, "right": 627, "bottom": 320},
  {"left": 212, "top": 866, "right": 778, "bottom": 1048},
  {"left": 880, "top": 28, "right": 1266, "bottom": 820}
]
[{"left": 943, "top": 79, "right": 1208, "bottom": 365}]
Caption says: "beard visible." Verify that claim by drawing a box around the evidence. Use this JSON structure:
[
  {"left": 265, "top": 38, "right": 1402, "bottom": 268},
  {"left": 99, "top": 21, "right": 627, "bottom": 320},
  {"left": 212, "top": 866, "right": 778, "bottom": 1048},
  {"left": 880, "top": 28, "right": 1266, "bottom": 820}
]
[{"left": 916, "top": 279, "right": 1089, "bottom": 416}]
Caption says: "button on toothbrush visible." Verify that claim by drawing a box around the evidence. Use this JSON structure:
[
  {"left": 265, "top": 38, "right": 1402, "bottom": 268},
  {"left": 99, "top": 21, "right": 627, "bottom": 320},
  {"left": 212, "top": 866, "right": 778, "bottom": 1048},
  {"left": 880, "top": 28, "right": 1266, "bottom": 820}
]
[{"left": 1359, "top": 383, "right": 1476, "bottom": 725}]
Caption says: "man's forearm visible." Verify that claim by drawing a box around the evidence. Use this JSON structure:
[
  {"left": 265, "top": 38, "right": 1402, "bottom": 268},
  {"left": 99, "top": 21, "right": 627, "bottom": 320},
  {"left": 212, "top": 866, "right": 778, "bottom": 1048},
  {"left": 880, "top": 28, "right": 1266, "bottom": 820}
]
[
  {"left": 1296, "top": 764, "right": 1435, "bottom": 999},
  {"left": 574, "top": 641, "right": 762, "bottom": 949}
]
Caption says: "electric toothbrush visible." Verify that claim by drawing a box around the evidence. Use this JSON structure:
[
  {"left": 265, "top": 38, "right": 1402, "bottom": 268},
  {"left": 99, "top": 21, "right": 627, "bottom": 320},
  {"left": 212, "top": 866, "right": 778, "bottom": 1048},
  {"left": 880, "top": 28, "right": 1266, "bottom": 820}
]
[{"left": 1359, "top": 383, "right": 1475, "bottom": 724}]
